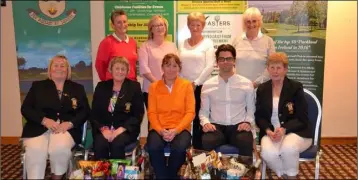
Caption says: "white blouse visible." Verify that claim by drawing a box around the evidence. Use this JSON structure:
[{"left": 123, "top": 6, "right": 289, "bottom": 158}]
[
  {"left": 178, "top": 38, "right": 215, "bottom": 86},
  {"left": 231, "top": 30, "right": 275, "bottom": 86},
  {"left": 271, "top": 97, "right": 281, "bottom": 129}
]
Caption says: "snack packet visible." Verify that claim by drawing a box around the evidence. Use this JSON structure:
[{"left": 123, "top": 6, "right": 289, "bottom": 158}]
[
  {"left": 78, "top": 161, "right": 97, "bottom": 179},
  {"left": 116, "top": 163, "right": 126, "bottom": 179},
  {"left": 109, "top": 159, "right": 131, "bottom": 175},
  {"left": 78, "top": 160, "right": 111, "bottom": 179},
  {"left": 124, "top": 166, "right": 140, "bottom": 179}
]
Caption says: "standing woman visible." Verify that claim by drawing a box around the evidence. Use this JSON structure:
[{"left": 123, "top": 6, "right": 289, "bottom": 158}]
[
  {"left": 232, "top": 7, "right": 276, "bottom": 159},
  {"left": 138, "top": 15, "right": 177, "bottom": 108},
  {"left": 178, "top": 12, "right": 215, "bottom": 149},
  {"left": 21, "top": 55, "right": 89, "bottom": 179},
  {"left": 232, "top": 7, "right": 276, "bottom": 88},
  {"left": 96, "top": 9, "right": 138, "bottom": 82}
]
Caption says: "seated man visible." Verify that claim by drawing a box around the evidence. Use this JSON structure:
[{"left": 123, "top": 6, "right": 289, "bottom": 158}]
[{"left": 199, "top": 44, "right": 255, "bottom": 158}]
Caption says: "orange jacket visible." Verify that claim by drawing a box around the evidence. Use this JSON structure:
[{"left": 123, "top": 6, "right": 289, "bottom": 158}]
[{"left": 148, "top": 77, "right": 195, "bottom": 134}]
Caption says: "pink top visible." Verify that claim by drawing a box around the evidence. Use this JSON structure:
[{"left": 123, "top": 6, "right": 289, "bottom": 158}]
[{"left": 138, "top": 40, "right": 178, "bottom": 92}]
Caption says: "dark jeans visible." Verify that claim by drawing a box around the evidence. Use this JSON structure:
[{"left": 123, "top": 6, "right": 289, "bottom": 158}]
[
  {"left": 202, "top": 123, "right": 253, "bottom": 156},
  {"left": 147, "top": 130, "right": 191, "bottom": 179},
  {"left": 192, "top": 85, "right": 203, "bottom": 149},
  {"left": 93, "top": 131, "right": 136, "bottom": 160}
]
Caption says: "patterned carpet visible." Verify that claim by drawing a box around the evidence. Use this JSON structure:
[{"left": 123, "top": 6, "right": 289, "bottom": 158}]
[{"left": 1, "top": 144, "right": 357, "bottom": 179}]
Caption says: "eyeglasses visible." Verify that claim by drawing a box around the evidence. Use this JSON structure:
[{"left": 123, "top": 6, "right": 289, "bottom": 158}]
[
  {"left": 217, "top": 57, "right": 235, "bottom": 62},
  {"left": 152, "top": 24, "right": 165, "bottom": 29}
]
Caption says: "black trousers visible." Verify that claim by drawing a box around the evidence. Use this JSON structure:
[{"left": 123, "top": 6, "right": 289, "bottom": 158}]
[
  {"left": 143, "top": 92, "right": 150, "bottom": 130},
  {"left": 143, "top": 92, "right": 149, "bottom": 109},
  {"left": 93, "top": 131, "right": 136, "bottom": 160},
  {"left": 147, "top": 130, "right": 191, "bottom": 179},
  {"left": 192, "top": 85, "right": 203, "bottom": 149},
  {"left": 202, "top": 123, "right": 253, "bottom": 156}
]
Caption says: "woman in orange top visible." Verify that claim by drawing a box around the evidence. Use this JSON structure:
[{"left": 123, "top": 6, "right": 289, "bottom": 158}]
[{"left": 147, "top": 53, "right": 195, "bottom": 179}]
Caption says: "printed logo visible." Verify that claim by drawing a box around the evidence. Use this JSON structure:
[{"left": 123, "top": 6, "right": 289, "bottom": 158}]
[
  {"left": 206, "top": 15, "right": 231, "bottom": 27},
  {"left": 27, "top": 0, "right": 76, "bottom": 27}
]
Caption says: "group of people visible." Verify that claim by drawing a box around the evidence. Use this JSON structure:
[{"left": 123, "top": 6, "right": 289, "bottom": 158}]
[{"left": 20, "top": 7, "right": 312, "bottom": 180}]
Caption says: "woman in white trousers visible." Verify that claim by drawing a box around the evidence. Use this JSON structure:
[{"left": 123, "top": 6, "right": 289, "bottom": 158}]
[
  {"left": 21, "top": 55, "right": 89, "bottom": 179},
  {"left": 255, "top": 52, "right": 312, "bottom": 179}
]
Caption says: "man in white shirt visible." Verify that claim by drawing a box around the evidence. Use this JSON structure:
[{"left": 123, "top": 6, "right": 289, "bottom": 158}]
[{"left": 199, "top": 44, "right": 255, "bottom": 157}]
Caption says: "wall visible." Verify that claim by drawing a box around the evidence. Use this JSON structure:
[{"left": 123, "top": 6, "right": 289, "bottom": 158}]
[
  {"left": 321, "top": 1, "right": 357, "bottom": 137},
  {"left": 1, "top": 1, "right": 23, "bottom": 137},
  {"left": 1, "top": 1, "right": 357, "bottom": 138}
]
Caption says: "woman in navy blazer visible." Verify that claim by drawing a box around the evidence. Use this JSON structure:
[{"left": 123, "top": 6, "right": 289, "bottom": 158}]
[
  {"left": 21, "top": 55, "right": 90, "bottom": 179},
  {"left": 255, "top": 52, "right": 312, "bottom": 179},
  {"left": 91, "top": 56, "right": 144, "bottom": 160}
]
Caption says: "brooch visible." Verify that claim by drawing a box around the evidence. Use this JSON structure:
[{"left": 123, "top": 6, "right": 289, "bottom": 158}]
[
  {"left": 286, "top": 102, "right": 294, "bottom": 114},
  {"left": 124, "top": 102, "right": 131, "bottom": 113},
  {"left": 71, "top": 98, "right": 78, "bottom": 110}
]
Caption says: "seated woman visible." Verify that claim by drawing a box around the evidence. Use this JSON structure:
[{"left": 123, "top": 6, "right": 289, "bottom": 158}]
[
  {"left": 147, "top": 53, "right": 195, "bottom": 179},
  {"left": 21, "top": 55, "right": 90, "bottom": 179},
  {"left": 255, "top": 52, "right": 312, "bottom": 179},
  {"left": 91, "top": 56, "right": 144, "bottom": 160}
]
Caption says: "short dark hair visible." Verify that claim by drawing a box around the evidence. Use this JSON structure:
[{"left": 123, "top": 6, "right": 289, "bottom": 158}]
[
  {"left": 215, "top": 44, "right": 236, "bottom": 62},
  {"left": 162, "top": 53, "right": 182, "bottom": 71},
  {"left": 110, "top": 9, "right": 127, "bottom": 24}
]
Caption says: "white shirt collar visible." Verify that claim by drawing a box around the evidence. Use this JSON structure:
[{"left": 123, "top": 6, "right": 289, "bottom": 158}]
[
  {"left": 242, "top": 29, "right": 263, "bottom": 40},
  {"left": 112, "top": 33, "right": 129, "bottom": 43},
  {"left": 165, "top": 84, "right": 173, "bottom": 93},
  {"left": 218, "top": 73, "right": 236, "bottom": 84}
]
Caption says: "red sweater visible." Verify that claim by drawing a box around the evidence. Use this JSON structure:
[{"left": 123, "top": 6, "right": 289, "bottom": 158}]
[{"left": 95, "top": 35, "right": 138, "bottom": 81}]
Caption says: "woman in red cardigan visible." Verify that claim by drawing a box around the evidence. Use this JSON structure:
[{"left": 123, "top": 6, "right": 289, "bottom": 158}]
[{"left": 95, "top": 9, "right": 138, "bottom": 81}]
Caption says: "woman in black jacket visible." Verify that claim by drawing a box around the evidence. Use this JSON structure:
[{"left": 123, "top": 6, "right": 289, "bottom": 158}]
[
  {"left": 255, "top": 52, "right": 312, "bottom": 179},
  {"left": 91, "top": 56, "right": 144, "bottom": 160},
  {"left": 21, "top": 55, "right": 89, "bottom": 179}
]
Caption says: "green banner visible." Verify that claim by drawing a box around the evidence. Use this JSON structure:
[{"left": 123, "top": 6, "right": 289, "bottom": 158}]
[
  {"left": 104, "top": 1, "right": 175, "bottom": 47},
  {"left": 250, "top": 1, "right": 328, "bottom": 103},
  {"left": 12, "top": 1, "right": 93, "bottom": 124}
]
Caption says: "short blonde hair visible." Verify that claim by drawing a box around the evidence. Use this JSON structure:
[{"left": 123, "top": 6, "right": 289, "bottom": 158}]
[
  {"left": 242, "top": 7, "right": 263, "bottom": 31},
  {"left": 47, "top": 55, "right": 71, "bottom": 80},
  {"left": 187, "top": 12, "right": 206, "bottom": 27},
  {"left": 148, "top": 15, "right": 168, "bottom": 40},
  {"left": 267, "top": 52, "right": 289, "bottom": 68},
  {"left": 108, "top": 56, "right": 130, "bottom": 74}
]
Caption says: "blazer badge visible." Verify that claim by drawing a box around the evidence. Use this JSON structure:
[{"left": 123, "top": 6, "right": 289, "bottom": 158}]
[
  {"left": 125, "top": 102, "right": 131, "bottom": 113},
  {"left": 71, "top": 98, "right": 78, "bottom": 110},
  {"left": 286, "top": 102, "right": 294, "bottom": 114}
]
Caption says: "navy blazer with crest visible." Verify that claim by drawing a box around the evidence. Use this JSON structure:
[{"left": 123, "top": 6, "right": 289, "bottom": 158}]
[
  {"left": 21, "top": 79, "right": 90, "bottom": 144},
  {"left": 90, "top": 78, "right": 144, "bottom": 139},
  {"left": 255, "top": 77, "right": 312, "bottom": 141}
]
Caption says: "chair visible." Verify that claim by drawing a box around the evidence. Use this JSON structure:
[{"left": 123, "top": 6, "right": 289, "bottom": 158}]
[
  {"left": 261, "top": 88, "right": 323, "bottom": 179},
  {"left": 21, "top": 121, "right": 89, "bottom": 179},
  {"left": 75, "top": 121, "right": 141, "bottom": 165},
  {"left": 215, "top": 145, "right": 240, "bottom": 157}
]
